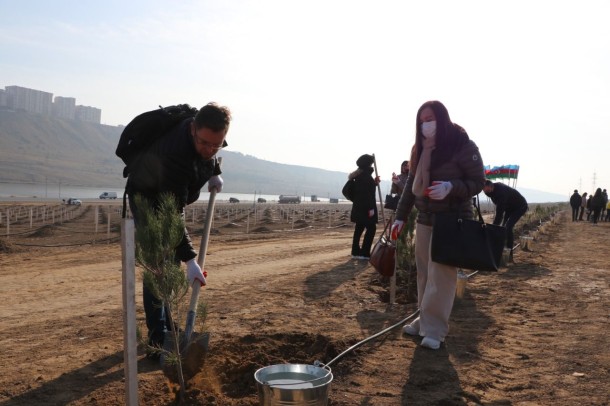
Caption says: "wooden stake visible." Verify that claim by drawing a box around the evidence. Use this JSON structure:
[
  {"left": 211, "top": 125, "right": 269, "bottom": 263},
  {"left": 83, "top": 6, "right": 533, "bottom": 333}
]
[{"left": 121, "top": 218, "right": 138, "bottom": 406}]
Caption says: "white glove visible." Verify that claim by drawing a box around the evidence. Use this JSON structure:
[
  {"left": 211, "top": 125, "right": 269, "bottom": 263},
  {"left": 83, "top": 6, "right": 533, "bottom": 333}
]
[
  {"left": 391, "top": 173, "right": 400, "bottom": 184},
  {"left": 427, "top": 181, "right": 453, "bottom": 200},
  {"left": 208, "top": 175, "right": 223, "bottom": 193},
  {"left": 390, "top": 220, "right": 405, "bottom": 240},
  {"left": 186, "top": 259, "right": 206, "bottom": 286}
]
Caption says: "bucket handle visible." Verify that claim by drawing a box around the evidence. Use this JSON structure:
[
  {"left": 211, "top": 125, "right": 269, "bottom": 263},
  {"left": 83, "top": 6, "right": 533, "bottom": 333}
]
[{"left": 262, "top": 363, "right": 332, "bottom": 388}]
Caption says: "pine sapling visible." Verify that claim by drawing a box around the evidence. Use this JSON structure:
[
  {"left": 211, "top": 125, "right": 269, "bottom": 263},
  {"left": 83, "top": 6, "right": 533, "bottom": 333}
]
[{"left": 133, "top": 193, "right": 190, "bottom": 402}]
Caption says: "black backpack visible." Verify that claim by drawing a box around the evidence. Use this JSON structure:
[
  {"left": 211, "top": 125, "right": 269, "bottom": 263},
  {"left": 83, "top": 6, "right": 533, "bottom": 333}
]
[{"left": 116, "top": 104, "right": 198, "bottom": 178}]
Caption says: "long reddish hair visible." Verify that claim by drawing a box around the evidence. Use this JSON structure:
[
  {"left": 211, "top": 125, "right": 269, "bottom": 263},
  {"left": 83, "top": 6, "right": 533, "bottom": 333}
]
[{"left": 409, "top": 100, "right": 469, "bottom": 175}]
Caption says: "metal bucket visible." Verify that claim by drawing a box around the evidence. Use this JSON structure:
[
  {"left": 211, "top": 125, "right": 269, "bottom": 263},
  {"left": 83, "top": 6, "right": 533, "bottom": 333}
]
[
  {"left": 255, "top": 363, "right": 333, "bottom": 406},
  {"left": 501, "top": 248, "right": 511, "bottom": 267},
  {"left": 455, "top": 270, "right": 468, "bottom": 299},
  {"left": 520, "top": 236, "right": 534, "bottom": 251}
]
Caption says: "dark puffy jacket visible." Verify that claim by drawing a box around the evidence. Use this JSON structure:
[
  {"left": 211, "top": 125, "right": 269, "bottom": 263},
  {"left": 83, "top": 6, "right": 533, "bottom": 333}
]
[
  {"left": 395, "top": 129, "right": 485, "bottom": 226},
  {"left": 126, "top": 118, "right": 221, "bottom": 261},
  {"left": 343, "top": 167, "right": 378, "bottom": 224},
  {"left": 591, "top": 192, "right": 605, "bottom": 210}
]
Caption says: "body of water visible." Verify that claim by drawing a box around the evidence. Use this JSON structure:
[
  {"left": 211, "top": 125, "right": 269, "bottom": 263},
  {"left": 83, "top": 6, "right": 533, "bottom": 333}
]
[{"left": 0, "top": 182, "right": 345, "bottom": 204}]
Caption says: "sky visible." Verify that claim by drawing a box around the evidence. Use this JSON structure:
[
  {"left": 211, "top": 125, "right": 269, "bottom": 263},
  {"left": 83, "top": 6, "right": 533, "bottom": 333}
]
[{"left": 1, "top": 0, "right": 609, "bottom": 197}]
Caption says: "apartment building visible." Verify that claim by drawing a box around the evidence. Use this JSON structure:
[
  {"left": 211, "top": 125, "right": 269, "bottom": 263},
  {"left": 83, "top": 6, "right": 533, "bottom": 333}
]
[
  {"left": 52, "top": 96, "right": 76, "bottom": 120},
  {"left": 1, "top": 85, "right": 101, "bottom": 124},
  {"left": 5, "top": 85, "right": 53, "bottom": 116}
]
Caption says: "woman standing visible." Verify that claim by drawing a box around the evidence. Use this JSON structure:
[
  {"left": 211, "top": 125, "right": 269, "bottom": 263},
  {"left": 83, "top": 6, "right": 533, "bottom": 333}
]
[
  {"left": 391, "top": 101, "right": 485, "bottom": 349},
  {"left": 590, "top": 188, "right": 604, "bottom": 224},
  {"left": 342, "top": 154, "right": 380, "bottom": 259}
]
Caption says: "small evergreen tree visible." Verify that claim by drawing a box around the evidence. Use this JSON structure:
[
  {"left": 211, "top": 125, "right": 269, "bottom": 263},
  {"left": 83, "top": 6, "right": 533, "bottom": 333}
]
[
  {"left": 396, "top": 209, "right": 418, "bottom": 302},
  {"left": 133, "top": 193, "right": 190, "bottom": 402}
]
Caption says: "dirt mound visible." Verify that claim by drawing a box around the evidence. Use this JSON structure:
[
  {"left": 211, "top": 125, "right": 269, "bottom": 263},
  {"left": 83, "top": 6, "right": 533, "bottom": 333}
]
[
  {"left": 251, "top": 226, "right": 272, "bottom": 233},
  {"left": 174, "top": 332, "right": 352, "bottom": 405},
  {"left": 294, "top": 221, "right": 310, "bottom": 229},
  {"left": 28, "top": 224, "right": 58, "bottom": 237},
  {"left": 0, "top": 239, "right": 22, "bottom": 253}
]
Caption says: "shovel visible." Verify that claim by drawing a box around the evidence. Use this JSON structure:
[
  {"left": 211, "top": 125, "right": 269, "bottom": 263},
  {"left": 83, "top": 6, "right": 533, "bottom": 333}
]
[
  {"left": 183, "top": 191, "right": 217, "bottom": 345},
  {"left": 160, "top": 159, "right": 222, "bottom": 372},
  {"left": 184, "top": 156, "right": 222, "bottom": 348}
]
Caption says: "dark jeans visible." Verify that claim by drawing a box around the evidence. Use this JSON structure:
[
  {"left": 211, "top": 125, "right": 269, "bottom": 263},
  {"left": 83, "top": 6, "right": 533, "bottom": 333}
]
[
  {"left": 571, "top": 206, "right": 579, "bottom": 221},
  {"left": 143, "top": 282, "right": 168, "bottom": 346},
  {"left": 592, "top": 208, "right": 602, "bottom": 224},
  {"left": 352, "top": 221, "right": 376, "bottom": 257},
  {"left": 504, "top": 206, "right": 528, "bottom": 253},
  {"left": 578, "top": 207, "right": 585, "bottom": 220}
]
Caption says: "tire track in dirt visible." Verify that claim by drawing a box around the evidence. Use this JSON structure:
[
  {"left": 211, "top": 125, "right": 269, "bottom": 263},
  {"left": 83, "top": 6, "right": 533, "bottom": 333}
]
[{"left": 202, "top": 231, "right": 352, "bottom": 285}]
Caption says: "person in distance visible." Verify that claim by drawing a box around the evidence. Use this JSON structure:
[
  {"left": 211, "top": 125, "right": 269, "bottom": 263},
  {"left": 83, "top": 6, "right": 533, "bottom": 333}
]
[
  {"left": 569, "top": 190, "right": 581, "bottom": 222},
  {"left": 483, "top": 180, "right": 528, "bottom": 260},
  {"left": 342, "top": 154, "right": 380, "bottom": 260}
]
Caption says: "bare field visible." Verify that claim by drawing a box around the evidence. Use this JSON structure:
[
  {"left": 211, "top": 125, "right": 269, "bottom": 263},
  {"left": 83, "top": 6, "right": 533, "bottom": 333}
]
[{"left": 0, "top": 202, "right": 608, "bottom": 405}]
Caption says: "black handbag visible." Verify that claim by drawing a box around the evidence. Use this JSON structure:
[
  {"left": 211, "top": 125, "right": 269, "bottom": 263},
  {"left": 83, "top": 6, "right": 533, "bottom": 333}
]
[
  {"left": 384, "top": 194, "right": 400, "bottom": 210},
  {"left": 431, "top": 196, "right": 506, "bottom": 272}
]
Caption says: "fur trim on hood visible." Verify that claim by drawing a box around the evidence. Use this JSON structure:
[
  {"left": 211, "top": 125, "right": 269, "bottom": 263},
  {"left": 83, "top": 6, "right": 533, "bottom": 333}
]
[
  {"left": 348, "top": 169, "right": 362, "bottom": 180},
  {"left": 348, "top": 166, "right": 374, "bottom": 180}
]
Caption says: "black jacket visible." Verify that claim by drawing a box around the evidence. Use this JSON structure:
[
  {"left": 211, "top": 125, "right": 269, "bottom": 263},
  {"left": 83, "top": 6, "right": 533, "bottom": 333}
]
[
  {"left": 569, "top": 192, "right": 581, "bottom": 209},
  {"left": 486, "top": 182, "right": 528, "bottom": 226},
  {"left": 126, "top": 118, "right": 221, "bottom": 261},
  {"left": 591, "top": 192, "right": 605, "bottom": 210},
  {"left": 343, "top": 167, "right": 378, "bottom": 224},
  {"left": 395, "top": 127, "right": 485, "bottom": 226}
]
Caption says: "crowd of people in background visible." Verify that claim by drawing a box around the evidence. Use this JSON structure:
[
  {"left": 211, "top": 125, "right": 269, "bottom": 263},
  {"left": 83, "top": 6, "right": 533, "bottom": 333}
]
[
  {"left": 570, "top": 188, "right": 608, "bottom": 224},
  {"left": 342, "top": 99, "right": 609, "bottom": 352}
]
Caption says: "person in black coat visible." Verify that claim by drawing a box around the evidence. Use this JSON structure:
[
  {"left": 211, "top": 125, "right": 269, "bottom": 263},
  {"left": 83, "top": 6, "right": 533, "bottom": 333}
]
[
  {"left": 590, "top": 188, "right": 605, "bottom": 224},
  {"left": 126, "top": 102, "right": 230, "bottom": 353},
  {"left": 569, "top": 189, "right": 581, "bottom": 222},
  {"left": 483, "top": 180, "right": 528, "bottom": 261},
  {"left": 342, "top": 154, "right": 380, "bottom": 259}
]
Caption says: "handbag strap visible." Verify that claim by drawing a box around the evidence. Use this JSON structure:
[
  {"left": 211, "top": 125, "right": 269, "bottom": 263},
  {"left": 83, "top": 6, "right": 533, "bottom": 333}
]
[
  {"left": 375, "top": 217, "right": 393, "bottom": 243},
  {"left": 473, "top": 194, "right": 485, "bottom": 223},
  {"left": 450, "top": 195, "right": 484, "bottom": 223}
]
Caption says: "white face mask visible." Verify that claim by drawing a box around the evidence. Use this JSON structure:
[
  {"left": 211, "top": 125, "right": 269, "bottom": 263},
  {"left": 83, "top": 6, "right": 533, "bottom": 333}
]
[{"left": 421, "top": 121, "right": 436, "bottom": 138}]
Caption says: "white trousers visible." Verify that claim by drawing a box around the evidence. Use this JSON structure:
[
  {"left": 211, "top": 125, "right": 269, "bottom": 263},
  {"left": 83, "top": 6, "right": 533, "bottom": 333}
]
[{"left": 415, "top": 223, "right": 458, "bottom": 341}]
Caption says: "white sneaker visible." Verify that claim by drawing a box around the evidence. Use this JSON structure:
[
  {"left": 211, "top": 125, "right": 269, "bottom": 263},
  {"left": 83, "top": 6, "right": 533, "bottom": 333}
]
[
  {"left": 402, "top": 318, "right": 420, "bottom": 336},
  {"left": 421, "top": 337, "right": 441, "bottom": 350}
]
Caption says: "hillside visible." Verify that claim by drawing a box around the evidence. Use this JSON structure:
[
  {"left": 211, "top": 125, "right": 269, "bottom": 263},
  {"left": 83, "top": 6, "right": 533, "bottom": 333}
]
[
  {"left": 0, "top": 110, "right": 567, "bottom": 202},
  {"left": 0, "top": 110, "right": 123, "bottom": 187},
  {"left": 0, "top": 110, "right": 352, "bottom": 197}
]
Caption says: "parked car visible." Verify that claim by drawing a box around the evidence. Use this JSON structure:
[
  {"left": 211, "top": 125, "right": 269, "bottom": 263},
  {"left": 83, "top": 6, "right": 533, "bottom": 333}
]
[
  {"left": 257, "top": 197, "right": 267, "bottom": 203},
  {"left": 64, "top": 197, "right": 82, "bottom": 205},
  {"left": 229, "top": 197, "right": 240, "bottom": 203},
  {"left": 279, "top": 195, "right": 301, "bottom": 204},
  {"left": 99, "top": 192, "right": 117, "bottom": 199}
]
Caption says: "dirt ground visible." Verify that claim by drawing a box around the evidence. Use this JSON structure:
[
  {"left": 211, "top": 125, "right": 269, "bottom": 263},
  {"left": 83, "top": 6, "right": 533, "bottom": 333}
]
[{"left": 0, "top": 201, "right": 608, "bottom": 405}]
